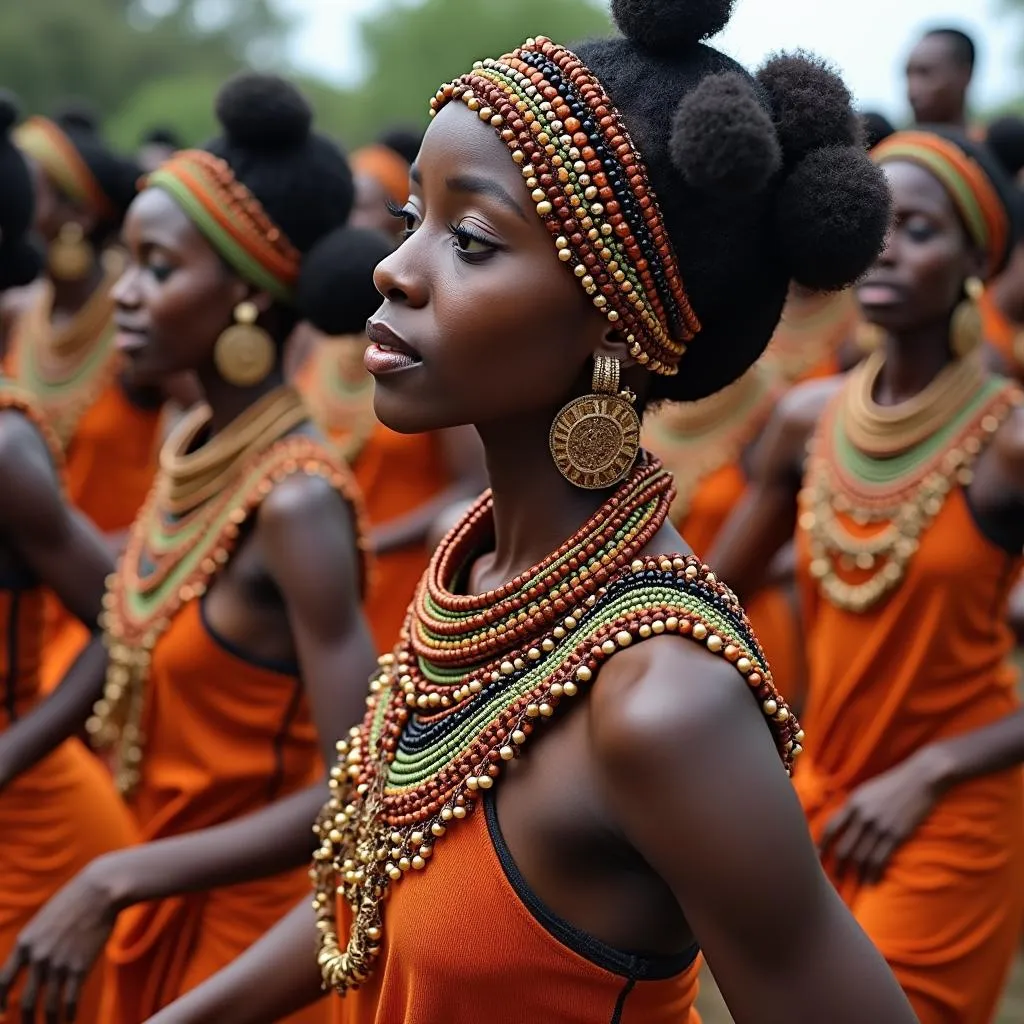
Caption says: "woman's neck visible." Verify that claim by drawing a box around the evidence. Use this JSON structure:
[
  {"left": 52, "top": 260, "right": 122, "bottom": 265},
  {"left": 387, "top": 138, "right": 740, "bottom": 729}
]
[
  {"left": 877, "top": 324, "right": 954, "bottom": 405},
  {"left": 50, "top": 260, "right": 105, "bottom": 319},
  {"left": 471, "top": 410, "right": 617, "bottom": 595},
  {"left": 196, "top": 365, "right": 288, "bottom": 436}
]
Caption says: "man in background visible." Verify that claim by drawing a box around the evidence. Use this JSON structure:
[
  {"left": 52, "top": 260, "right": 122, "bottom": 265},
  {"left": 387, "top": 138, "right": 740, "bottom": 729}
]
[{"left": 906, "top": 27, "right": 975, "bottom": 128}]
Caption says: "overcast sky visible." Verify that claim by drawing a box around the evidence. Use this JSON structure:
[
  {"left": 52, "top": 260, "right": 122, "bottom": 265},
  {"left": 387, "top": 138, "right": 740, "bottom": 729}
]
[{"left": 281, "top": 0, "right": 1019, "bottom": 121}]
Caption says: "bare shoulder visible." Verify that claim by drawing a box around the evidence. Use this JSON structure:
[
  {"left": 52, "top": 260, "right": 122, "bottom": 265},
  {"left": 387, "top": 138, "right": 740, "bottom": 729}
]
[
  {"left": 776, "top": 375, "right": 844, "bottom": 437},
  {"left": 588, "top": 632, "right": 782, "bottom": 776},
  {"left": 258, "top": 471, "right": 354, "bottom": 536},
  {"left": 0, "top": 410, "right": 61, "bottom": 529}
]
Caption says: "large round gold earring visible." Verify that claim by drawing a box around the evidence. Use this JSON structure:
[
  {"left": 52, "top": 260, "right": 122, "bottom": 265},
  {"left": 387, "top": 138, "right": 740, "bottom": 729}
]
[
  {"left": 549, "top": 355, "right": 641, "bottom": 490},
  {"left": 950, "top": 276, "right": 984, "bottom": 358},
  {"left": 213, "top": 301, "right": 275, "bottom": 387},
  {"left": 48, "top": 222, "right": 91, "bottom": 281}
]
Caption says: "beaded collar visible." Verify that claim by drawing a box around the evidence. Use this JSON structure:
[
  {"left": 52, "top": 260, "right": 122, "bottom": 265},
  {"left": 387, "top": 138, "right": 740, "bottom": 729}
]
[
  {"left": 432, "top": 37, "right": 698, "bottom": 376},
  {"left": 312, "top": 457, "right": 800, "bottom": 993}
]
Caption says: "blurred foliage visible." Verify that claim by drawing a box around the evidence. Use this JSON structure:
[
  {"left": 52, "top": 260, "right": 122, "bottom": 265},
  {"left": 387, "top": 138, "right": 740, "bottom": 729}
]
[{"left": 0, "top": 0, "right": 611, "bottom": 155}]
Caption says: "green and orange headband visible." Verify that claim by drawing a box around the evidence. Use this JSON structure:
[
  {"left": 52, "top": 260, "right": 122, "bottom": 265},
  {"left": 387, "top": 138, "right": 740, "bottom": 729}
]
[
  {"left": 14, "top": 116, "right": 116, "bottom": 222},
  {"left": 872, "top": 130, "right": 1009, "bottom": 276},
  {"left": 432, "top": 37, "right": 699, "bottom": 377},
  {"left": 146, "top": 149, "right": 301, "bottom": 303}
]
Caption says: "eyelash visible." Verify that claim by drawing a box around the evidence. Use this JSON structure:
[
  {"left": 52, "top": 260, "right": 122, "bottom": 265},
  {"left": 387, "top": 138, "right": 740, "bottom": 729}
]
[
  {"left": 385, "top": 199, "right": 499, "bottom": 263},
  {"left": 385, "top": 198, "right": 417, "bottom": 241}
]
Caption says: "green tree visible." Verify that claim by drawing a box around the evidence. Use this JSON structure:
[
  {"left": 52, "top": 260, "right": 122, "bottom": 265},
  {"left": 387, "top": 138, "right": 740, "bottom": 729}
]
[{"left": 339, "top": 0, "right": 611, "bottom": 146}]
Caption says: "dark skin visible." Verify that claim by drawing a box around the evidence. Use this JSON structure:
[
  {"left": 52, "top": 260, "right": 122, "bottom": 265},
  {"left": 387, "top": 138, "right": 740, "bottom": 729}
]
[
  {"left": 710, "top": 160, "right": 1024, "bottom": 887},
  {"left": 906, "top": 34, "right": 972, "bottom": 127},
  {"left": 144, "top": 102, "right": 916, "bottom": 1024},
  {"left": 0, "top": 186, "right": 379, "bottom": 1023}
]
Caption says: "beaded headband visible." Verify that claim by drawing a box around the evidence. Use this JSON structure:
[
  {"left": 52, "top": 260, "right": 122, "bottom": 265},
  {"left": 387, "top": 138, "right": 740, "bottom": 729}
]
[
  {"left": 14, "top": 116, "right": 116, "bottom": 222},
  {"left": 147, "top": 150, "right": 302, "bottom": 303},
  {"left": 872, "top": 131, "right": 1010, "bottom": 277},
  {"left": 431, "top": 36, "right": 699, "bottom": 376}
]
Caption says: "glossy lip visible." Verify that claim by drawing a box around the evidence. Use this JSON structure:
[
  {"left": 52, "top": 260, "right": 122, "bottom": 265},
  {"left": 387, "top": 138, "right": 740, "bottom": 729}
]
[
  {"left": 856, "top": 280, "right": 906, "bottom": 305},
  {"left": 365, "top": 319, "right": 421, "bottom": 361},
  {"left": 114, "top": 320, "right": 149, "bottom": 353}
]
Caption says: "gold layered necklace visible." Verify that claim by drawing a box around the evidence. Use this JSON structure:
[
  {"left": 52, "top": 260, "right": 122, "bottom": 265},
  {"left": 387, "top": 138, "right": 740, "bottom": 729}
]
[
  {"left": 13, "top": 266, "right": 121, "bottom": 447},
  {"left": 88, "top": 385, "right": 365, "bottom": 796},
  {"left": 643, "top": 359, "right": 780, "bottom": 521},
  {"left": 801, "top": 352, "right": 1020, "bottom": 612}
]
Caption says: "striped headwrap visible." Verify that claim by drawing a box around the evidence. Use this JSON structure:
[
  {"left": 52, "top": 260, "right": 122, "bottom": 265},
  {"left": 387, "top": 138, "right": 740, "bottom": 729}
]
[
  {"left": 431, "top": 36, "right": 699, "bottom": 377},
  {"left": 146, "top": 149, "right": 301, "bottom": 303},
  {"left": 872, "top": 130, "right": 1010, "bottom": 278},
  {"left": 14, "top": 116, "right": 116, "bottom": 221}
]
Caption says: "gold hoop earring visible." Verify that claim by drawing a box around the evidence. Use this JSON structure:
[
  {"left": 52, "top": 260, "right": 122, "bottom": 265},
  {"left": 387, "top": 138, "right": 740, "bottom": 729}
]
[
  {"left": 213, "top": 301, "right": 275, "bottom": 387},
  {"left": 48, "top": 222, "right": 91, "bottom": 281},
  {"left": 549, "top": 355, "right": 641, "bottom": 490},
  {"left": 950, "top": 277, "right": 984, "bottom": 358}
]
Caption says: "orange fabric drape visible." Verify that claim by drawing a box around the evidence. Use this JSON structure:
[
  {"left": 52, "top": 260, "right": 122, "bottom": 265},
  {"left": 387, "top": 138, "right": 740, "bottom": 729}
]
[
  {"left": 334, "top": 803, "right": 702, "bottom": 1024},
  {"left": 981, "top": 290, "right": 1024, "bottom": 383},
  {"left": 794, "top": 488, "right": 1024, "bottom": 1024},
  {"left": 100, "top": 599, "right": 326, "bottom": 1024},
  {"left": 0, "top": 580, "right": 136, "bottom": 1024},
  {"left": 679, "top": 463, "right": 804, "bottom": 703}
]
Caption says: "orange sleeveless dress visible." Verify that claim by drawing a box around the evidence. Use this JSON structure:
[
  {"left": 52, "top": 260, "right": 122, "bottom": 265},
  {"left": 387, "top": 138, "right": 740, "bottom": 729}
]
[
  {"left": 0, "top": 390, "right": 136, "bottom": 1024},
  {"left": 794, "top": 390, "right": 1024, "bottom": 1024},
  {"left": 334, "top": 799, "right": 702, "bottom": 1024},
  {"left": 97, "top": 430, "right": 363, "bottom": 1024},
  {"left": 296, "top": 339, "right": 452, "bottom": 652},
  {"left": 6, "top": 283, "right": 161, "bottom": 691}
]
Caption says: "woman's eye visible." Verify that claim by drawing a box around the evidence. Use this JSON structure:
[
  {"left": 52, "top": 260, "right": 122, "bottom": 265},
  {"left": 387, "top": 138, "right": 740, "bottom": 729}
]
[
  {"left": 386, "top": 199, "right": 419, "bottom": 240},
  {"left": 453, "top": 228, "right": 492, "bottom": 253},
  {"left": 147, "top": 260, "right": 173, "bottom": 282}
]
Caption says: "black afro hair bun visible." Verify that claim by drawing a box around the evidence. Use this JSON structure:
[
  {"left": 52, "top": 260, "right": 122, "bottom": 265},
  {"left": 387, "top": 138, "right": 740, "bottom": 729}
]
[
  {"left": 54, "top": 101, "right": 101, "bottom": 135},
  {"left": 757, "top": 53, "right": 858, "bottom": 163},
  {"left": 0, "top": 239, "right": 42, "bottom": 291},
  {"left": 298, "top": 226, "right": 392, "bottom": 337},
  {"left": 216, "top": 72, "right": 313, "bottom": 152},
  {"left": 986, "top": 115, "right": 1024, "bottom": 180},
  {"left": 670, "top": 72, "right": 781, "bottom": 196},
  {"left": 610, "top": 0, "right": 735, "bottom": 56},
  {"left": 774, "top": 146, "right": 891, "bottom": 291},
  {"left": 0, "top": 93, "right": 18, "bottom": 135}
]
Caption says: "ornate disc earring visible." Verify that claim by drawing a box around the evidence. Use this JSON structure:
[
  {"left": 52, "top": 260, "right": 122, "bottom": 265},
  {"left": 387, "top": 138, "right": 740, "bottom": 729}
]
[
  {"left": 549, "top": 355, "right": 641, "bottom": 489},
  {"left": 213, "top": 301, "right": 275, "bottom": 387},
  {"left": 48, "top": 222, "right": 91, "bottom": 281},
  {"left": 950, "top": 276, "right": 984, "bottom": 358}
]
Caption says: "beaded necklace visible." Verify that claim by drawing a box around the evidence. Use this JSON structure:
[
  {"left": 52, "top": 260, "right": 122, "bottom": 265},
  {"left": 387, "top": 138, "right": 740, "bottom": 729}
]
[
  {"left": 88, "top": 386, "right": 365, "bottom": 796},
  {"left": 801, "top": 358, "right": 1021, "bottom": 613},
  {"left": 312, "top": 458, "right": 800, "bottom": 994},
  {"left": 299, "top": 337, "right": 377, "bottom": 465},
  {"left": 643, "top": 359, "right": 780, "bottom": 522},
  {"left": 13, "top": 270, "right": 121, "bottom": 448}
]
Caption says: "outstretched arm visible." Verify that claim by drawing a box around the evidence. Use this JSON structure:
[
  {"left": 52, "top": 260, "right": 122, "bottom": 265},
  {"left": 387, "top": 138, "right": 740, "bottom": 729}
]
[{"left": 591, "top": 639, "right": 917, "bottom": 1024}]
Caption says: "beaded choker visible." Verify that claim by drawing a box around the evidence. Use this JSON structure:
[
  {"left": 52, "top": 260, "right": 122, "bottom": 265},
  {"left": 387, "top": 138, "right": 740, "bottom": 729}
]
[
  {"left": 801, "top": 363, "right": 1021, "bottom": 612},
  {"left": 88, "top": 387, "right": 365, "bottom": 796},
  {"left": 12, "top": 269, "right": 121, "bottom": 447},
  {"left": 312, "top": 458, "right": 800, "bottom": 993},
  {"left": 432, "top": 37, "right": 698, "bottom": 376},
  {"left": 644, "top": 359, "right": 780, "bottom": 521}
]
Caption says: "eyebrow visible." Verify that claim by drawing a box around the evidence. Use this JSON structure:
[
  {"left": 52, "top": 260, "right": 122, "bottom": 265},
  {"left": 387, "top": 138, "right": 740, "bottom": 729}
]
[{"left": 445, "top": 173, "right": 528, "bottom": 221}]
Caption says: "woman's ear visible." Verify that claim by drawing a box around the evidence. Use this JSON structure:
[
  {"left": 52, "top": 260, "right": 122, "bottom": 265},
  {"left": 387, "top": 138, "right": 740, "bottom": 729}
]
[{"left": 593, "top": 327, "right": 637, "bottom": 369}]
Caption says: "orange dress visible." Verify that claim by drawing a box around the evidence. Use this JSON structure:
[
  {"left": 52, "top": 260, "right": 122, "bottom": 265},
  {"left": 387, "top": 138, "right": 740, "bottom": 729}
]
[
  {"left": 334, "top": 797, "right": 702, "bottom": 1024},
  {"left": 297, "top": 338, "right": 452, "bottom": 653},
  {"left": 981, "top": 290, "right": 1024, "bottom": 383},
  {"left": 6, "top": 281, "right": 161, "bottom": 691},
  {"left": 97, "top": 429, "right": 359, "bottom": 1024},
  {"left": 0, "top": 389, "right": 136, "bottom": 1024},
  {"left": 794, "top": 391, "right": 1024, "bottom": 1024}
]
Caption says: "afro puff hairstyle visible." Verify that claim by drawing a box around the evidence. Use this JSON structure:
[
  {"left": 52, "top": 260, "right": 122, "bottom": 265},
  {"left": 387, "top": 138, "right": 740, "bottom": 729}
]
[
  {"left": 204, "top": 73, "right": 360, "bottom": 336},
  {"left": 986, "top": 115, "right": 1024, "bottom": 181},
  {"left": 0, "top": 94, "right": 42, "bottom": 291},
  {"left": 569, "top": 0, "right": 891, "bottom": 401}
]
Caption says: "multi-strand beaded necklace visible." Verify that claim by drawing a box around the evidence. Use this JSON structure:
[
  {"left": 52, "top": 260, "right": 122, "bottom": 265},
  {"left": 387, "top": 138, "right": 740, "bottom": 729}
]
[
  {"left": 313, "top": 457, "right": 801, "bottom": 994},
  {"left": 432, "top": 36, "right": 697, "bottom": 377},
  {"left": 801, "top": 352, "right": 1022, "bottom": 612},
  {"left": 88, "top": 386, "right": 365, "bottom": 796},
  {"left": 644, "top": 358, "right": 781, "bottom": 522}
]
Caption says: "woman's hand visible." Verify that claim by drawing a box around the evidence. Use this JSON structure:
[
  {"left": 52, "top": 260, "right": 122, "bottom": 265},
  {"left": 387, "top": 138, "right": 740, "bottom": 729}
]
[
  {"left": 0, "top": 856, "right": 123, "bottom": 1023},
  {"left": 820, "top": 749, "right": 949, "bottom": 884}
]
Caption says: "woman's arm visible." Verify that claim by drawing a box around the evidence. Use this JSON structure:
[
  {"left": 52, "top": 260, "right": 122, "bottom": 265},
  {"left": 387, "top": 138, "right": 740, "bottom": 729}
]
[
  {"left": 371, "top": 425, "right": 486, "bottom": 554},
  {"left": 591, "top": 638, "right": 917, "bottom": 1024},
  {"left": 0, "top": 415, "right": 114, "bottom": 787},
  {"left": 145, "top": 901, "right": 325, "bottom": 1024},
  {"left": 708, "top": 380, "right": 834, "bottom": 600}
]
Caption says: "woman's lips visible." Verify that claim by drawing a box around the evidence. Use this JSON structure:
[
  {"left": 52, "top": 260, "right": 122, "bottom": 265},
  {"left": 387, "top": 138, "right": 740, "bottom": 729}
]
[{"left": 364, "top": 320, "right": 421, "bottom": 375}]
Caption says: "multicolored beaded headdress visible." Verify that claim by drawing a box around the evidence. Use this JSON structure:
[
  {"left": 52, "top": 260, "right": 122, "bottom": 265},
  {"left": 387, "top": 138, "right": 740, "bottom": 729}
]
[
  {"left": 147, "top": 150, "right": 302, "bottom": 303},
  {"left": 872, "top": 130, "right": 1009, "bottom": 278},
  {"left": 431, "top": 36, "right": 700, "bottom": 376},
  {"left": 14, "top": 116, "right": 116, "bottom": 221}
]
